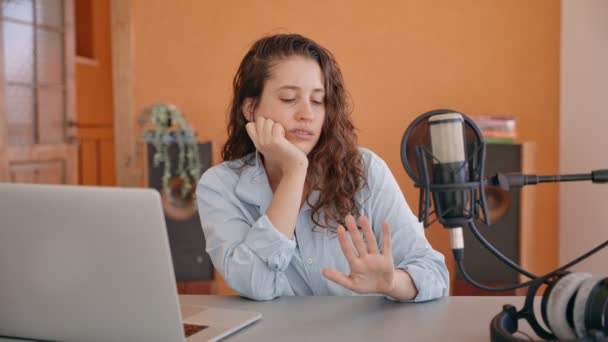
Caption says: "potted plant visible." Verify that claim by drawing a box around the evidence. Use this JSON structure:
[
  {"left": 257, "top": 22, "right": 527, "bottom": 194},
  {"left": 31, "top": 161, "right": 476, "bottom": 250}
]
[{"left": 138, "top": 104, "right": 202, "bottom": 213}]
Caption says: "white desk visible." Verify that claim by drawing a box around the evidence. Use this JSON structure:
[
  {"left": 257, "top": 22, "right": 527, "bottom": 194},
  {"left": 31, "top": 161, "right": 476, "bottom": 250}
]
[
  {"left": 0, "top": 295, "right": 536, "bottom": 342},
  {"left": 181, "top": 295, "right": 532, "bottom": 341}
]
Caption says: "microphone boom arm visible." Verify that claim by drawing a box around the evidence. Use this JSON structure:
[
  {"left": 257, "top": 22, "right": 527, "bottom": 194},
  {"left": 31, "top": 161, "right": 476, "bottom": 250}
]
[{"left": 488, "top": 169, "right": 608, "bottom": 191}]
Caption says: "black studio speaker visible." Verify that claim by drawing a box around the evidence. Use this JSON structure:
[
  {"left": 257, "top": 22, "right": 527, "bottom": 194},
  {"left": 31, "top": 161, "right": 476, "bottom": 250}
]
[
  {"left": 458, "top": 143, "right": 525, "bottom": 289},
  {"left": 147, "top": 142, "right": 214, "bottom": 281}
]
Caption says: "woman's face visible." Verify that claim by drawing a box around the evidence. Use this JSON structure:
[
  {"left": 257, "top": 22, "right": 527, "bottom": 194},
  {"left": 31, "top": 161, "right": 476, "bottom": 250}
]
[{"left": 244, "top": 55, "right": 326, "bottom": 155}]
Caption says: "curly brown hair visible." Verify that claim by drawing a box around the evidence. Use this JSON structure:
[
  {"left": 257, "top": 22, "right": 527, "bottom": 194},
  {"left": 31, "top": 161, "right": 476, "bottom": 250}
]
[{"left": 222, "top": 33, "right": 366, "bottom": 230}]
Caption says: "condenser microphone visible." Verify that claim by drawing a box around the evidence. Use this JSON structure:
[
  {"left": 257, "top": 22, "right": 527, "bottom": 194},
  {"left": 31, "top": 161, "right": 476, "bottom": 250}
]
[
  {"left": 401, "top": 109, "right": 489, "bottom": 231},
  {"left": 428, "top": 113, "right": 468, "bottom": 252},
  {"left": 429, "top": 113, "right": 470, "bottom": 226},
  {"left": 401, "top": 109, "right": 490, "bottom": 259}
]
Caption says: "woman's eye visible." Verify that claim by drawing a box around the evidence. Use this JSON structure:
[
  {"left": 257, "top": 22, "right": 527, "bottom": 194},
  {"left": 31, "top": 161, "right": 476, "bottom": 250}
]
[
  {"left": 280, "top": 98, "right": 296, "bottom": 103},
  {"left": 312, "top": 99, "right": 324, "bottom": 105}
]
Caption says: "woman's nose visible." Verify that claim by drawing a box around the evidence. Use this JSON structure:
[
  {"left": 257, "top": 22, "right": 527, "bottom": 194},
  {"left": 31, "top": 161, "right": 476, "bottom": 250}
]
[{"left": 296, "top": 102, "right": 315, "bottom": 121}]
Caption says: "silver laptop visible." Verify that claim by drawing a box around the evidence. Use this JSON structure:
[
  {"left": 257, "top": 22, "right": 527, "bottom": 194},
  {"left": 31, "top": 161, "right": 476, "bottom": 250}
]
[{"left": 0, "top": 183, "right": 261, "bottom": 342}]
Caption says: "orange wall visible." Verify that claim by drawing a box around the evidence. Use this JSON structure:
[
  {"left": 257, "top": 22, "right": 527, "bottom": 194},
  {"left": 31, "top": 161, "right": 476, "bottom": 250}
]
[
  {"left": 76, "top": 0, "right": 115, "bottom": 186},
  {"left": 132, "top": 0, "right": 561, "bottom": 291}
]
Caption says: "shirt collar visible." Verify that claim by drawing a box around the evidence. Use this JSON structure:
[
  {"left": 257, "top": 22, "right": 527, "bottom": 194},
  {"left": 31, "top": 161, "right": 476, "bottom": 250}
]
[{"left": 234, "top": 151, "right": 273, "bottom": 214}]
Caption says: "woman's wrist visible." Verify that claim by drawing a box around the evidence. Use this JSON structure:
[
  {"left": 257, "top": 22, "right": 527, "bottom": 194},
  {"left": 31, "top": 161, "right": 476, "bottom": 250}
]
[
  {"left": 281, "top": 159, "right": 308, "bottom": 177},
  {"left": 382, "top": 268, "right": 418, "bottom": 301},
  {"left": 281, "top": 162, "right": 308, "bottom": 181}
]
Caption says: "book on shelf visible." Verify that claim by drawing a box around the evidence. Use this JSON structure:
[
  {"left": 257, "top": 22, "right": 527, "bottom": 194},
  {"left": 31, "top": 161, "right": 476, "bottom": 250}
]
[{"left": 472, "top": 115, "right": 517, "bottom": 144}]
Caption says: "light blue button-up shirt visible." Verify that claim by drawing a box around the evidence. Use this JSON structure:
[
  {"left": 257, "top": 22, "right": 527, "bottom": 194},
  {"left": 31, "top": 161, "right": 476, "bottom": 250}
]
[{"left": 197, "top": 147, "right": 449, "bottom": 301}]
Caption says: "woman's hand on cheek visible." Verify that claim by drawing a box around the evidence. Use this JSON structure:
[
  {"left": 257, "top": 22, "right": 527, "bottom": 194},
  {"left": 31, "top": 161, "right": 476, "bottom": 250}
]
[
  {"left": 322, "top": 215, "right": 396, "bottom": 295},
  {"left": 245, "top": 116, "right": 308, "bottom": 174}
]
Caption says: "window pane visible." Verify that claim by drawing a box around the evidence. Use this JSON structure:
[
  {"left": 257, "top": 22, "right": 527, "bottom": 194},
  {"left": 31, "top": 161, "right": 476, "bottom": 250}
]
[
  {"left": 3, "top": 21, "right": 34, "bottom": 84},
  {"left": 37, "top": 28, "right": 64, "bottom": 86},
  {"left": 37, "top": 86, "right": 65, "bottom": 144},
  {"left": 6, "top": 85, "right": 35, "bottom": 145},
  {"left": 2, "top": 0, "right": 33, "bottom": 22},
  {"left": 36, "top": 0, "right": 63, "bottom": 28}
]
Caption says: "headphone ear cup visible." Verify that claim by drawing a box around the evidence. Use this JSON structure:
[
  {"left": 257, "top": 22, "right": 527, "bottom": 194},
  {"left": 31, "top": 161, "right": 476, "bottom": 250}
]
[
  {"left": 573, "top": 276, "right": 605, "bottom": 338},
  {"left": 585, "top": 277, "right": 608, "bottom": 337},
  {"left": 541, "top": 272, "right": 565, "bottom": 333},
  {"left": 546, "top": 272, "right": 592, "bottom": 340}
]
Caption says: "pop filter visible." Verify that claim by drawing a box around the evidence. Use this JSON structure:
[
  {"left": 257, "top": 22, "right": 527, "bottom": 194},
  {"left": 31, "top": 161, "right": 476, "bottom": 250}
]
[{"left": 400, "top": 109, "right": 490, "bottom": 229}]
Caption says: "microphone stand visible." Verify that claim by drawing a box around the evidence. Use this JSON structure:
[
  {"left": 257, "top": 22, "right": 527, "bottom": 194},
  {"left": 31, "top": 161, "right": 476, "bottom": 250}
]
[{"left": 455, "top": 169, "right": 608, "bottom": 292}]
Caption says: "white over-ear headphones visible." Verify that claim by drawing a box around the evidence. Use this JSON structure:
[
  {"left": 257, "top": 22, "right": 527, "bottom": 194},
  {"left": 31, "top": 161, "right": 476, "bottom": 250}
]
[{"left": 491, "top": 271, "right": 608, "bottom": 342}]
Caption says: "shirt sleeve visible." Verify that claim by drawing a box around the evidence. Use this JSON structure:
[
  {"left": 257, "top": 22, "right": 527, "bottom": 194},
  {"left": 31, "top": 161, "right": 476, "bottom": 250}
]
[
  {"left": 196, "top": 168, "right": 296, "bottom": 301},
  {"left": 365, "top": 153, "right": 450, "bottom": 302}
]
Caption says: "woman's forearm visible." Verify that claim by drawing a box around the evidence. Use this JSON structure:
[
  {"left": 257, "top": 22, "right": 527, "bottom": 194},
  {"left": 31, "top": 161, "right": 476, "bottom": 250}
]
[{"left": 265, "top": 167, "right": 307, "bottom": 240}]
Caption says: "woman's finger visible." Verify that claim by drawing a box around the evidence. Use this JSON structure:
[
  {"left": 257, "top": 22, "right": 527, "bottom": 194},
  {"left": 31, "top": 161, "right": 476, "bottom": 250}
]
[
  {"left": 263, "top": 117, "right": 275, "bottom": 145},
  {"left": 245, "top": 122, "right": 259, "bottom": 149},
  {"left": 322, "top": 268, "right": 355, "bottom": 291},
  {"left": 255, "top": 117, "right": 266, "bottom": 145},
  {"left": 345, "top": 215, "right": 367, "bottom": 256},
  {"left": 359, "top": 216, "right": 379, "bottom": 254},
  {"left": 336, "top": 225, "right": 357, "bottom": 262},
  {"left": 272, "top": 121, "right": 285, "bottom": 139},
  {"left": 381, "top": 222, "right": 392, "bottom": 257}
]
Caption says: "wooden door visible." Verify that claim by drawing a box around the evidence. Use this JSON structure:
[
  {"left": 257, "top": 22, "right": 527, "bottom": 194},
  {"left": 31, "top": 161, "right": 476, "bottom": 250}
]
[
  {"left": 0, "top": 0, "right": 78, "bottom": 184},
  {"left": 74, "top": 0, "right": 115, "bottom": 187}
]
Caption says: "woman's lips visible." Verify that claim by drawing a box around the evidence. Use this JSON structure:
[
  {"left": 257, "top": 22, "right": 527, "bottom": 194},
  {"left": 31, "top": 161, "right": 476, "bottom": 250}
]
[{"left": 289, "top": 129, "right": 314, "bottom": 141}]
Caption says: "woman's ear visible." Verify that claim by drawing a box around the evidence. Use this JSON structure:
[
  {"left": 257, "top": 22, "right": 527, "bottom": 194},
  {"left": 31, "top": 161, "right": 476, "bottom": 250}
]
[{"left": 242, "top": 98, "right": 256, "bottom": 122}]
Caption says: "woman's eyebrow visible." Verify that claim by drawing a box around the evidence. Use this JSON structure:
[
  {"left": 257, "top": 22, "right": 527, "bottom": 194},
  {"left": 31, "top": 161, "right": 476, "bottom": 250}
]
[{"left": 276, "top": 85, "right": 325, "bottom": 93}]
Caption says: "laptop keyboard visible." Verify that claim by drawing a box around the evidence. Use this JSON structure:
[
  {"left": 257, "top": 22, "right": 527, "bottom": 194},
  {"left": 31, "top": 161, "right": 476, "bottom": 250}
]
[{"left": 183, "top": 323, "right": 208, "bottom": 337}]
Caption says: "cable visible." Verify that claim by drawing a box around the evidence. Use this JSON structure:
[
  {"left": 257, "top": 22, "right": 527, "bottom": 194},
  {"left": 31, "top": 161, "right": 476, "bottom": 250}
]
[
  {"left": 467, "top": 221, "right": 539, "bottom": 280},
  {"left": 540, "top": 239, "right": 608, "bottom": 278},
  {"left": 455, "top": 239, "right": 608, "bottom": 292},
  {"left": 456, "top": 259, "right": 540, "bottom": 292}
]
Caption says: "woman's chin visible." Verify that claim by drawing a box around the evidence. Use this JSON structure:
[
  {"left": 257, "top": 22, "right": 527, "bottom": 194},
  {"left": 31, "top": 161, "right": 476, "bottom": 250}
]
[
  {"left": 299, "top": 147, "right": 312, "bottom": 156},
  {"left": 290, "top": 140, "right": 314, "bottom": 155}
]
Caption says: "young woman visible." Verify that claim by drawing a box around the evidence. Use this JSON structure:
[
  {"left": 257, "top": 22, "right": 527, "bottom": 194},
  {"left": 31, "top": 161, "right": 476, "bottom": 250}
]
[{"left": 197, "top": 33, "right": 449, "bottom": 301}]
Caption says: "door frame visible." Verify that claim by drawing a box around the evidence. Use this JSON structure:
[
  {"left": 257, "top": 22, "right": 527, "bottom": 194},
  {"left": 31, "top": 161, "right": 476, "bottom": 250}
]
[
  {"left": 0, "top": 13, "right": 8, "bottom": 181},
  {"left": 110, "top": 0, "right": 138, "bottom": 187}
]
